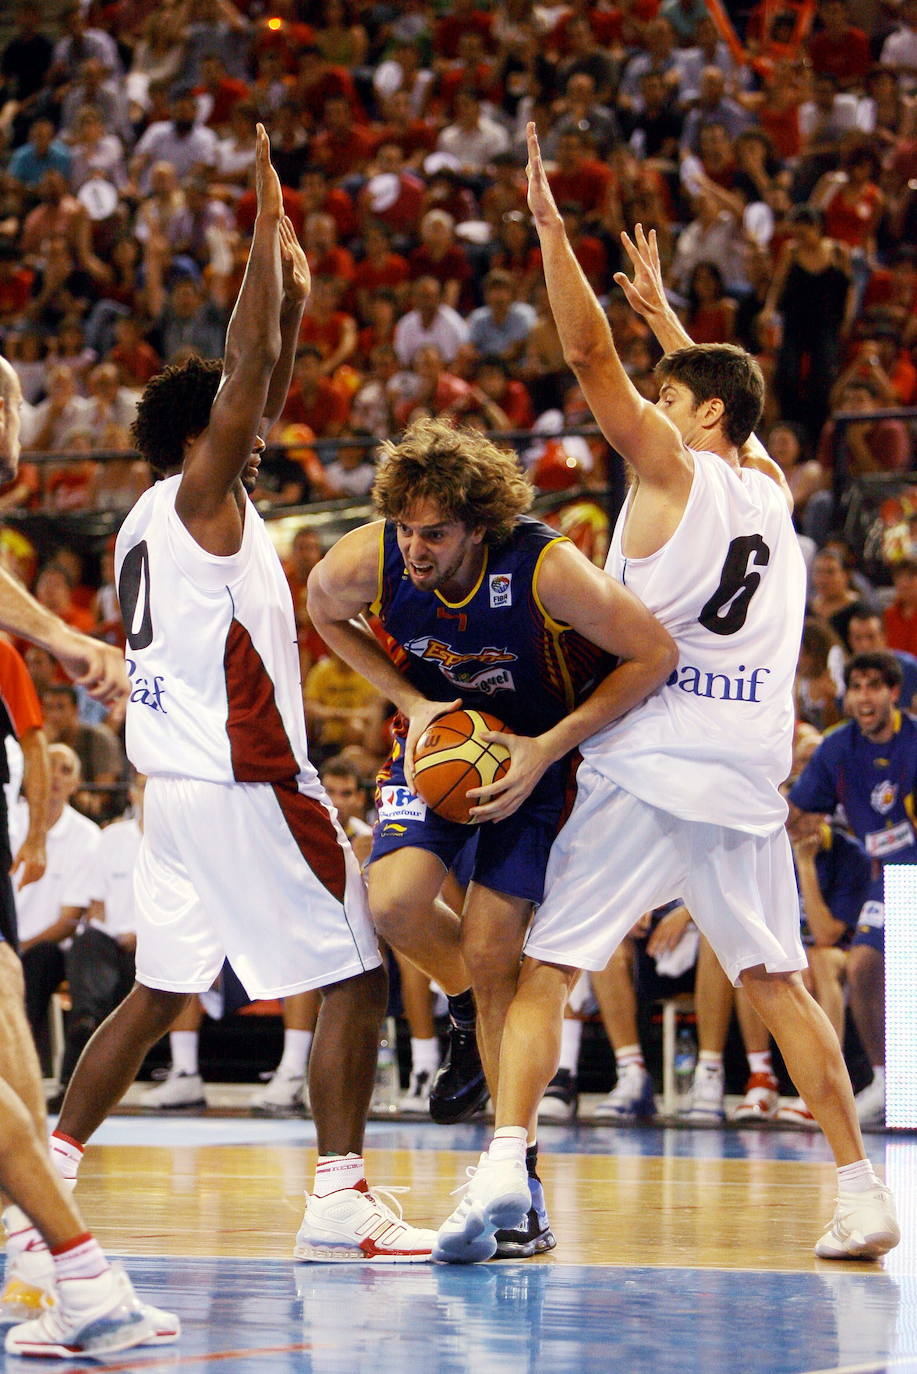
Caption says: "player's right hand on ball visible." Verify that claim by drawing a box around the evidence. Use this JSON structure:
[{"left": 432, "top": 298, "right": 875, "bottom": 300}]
[{"left": 404, "top": 697, "right": 462, "bottom": 793}]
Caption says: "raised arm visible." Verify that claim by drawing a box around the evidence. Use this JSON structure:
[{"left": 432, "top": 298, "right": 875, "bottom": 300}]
[
  {"left": 263, "top": 216, "right": 311, "bottom": 430},
  {"left": 525, "top": 124, "right": 688, "bottom": 492},
  {"left": 176, "top": 124, "right": 284, "bottom": 524}
]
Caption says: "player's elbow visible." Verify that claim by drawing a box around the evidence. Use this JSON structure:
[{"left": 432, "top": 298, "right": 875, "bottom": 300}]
[{"left": 650, "top": 626, "right": 679, "bottom": 682}]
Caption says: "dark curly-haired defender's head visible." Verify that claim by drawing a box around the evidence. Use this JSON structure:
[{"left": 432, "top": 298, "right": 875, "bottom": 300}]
[{"left": 130, "top": 356, "right": 223, "bottom": 475}]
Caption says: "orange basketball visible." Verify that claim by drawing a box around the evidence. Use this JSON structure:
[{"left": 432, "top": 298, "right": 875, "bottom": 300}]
[{"left": 412, "top": 708, "right": 513, "bottom": 824}]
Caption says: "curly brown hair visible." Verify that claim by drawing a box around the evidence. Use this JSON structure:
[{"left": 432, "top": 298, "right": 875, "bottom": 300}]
[
  {"left": 372, "top": 416, "right": 532, "bottom": 547},
  {"left": 130, "top": 356, "right": 223, "bottom": 475}
]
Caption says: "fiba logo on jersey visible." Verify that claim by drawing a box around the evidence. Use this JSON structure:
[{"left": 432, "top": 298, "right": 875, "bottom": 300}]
[
  {"left": 489, "top": 573, "right": 512, "bottom": 608},
  {"left": 870, "top": 780, "right": 898, "bottom": 815}
]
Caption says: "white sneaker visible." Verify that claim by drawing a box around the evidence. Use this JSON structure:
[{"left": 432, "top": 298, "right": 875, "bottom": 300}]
[
  {"left": 294, "top": 1184, "right": 436, "bottom": 1263},
  {"left": 775, "top": 1097, "right": 818, "bottom": 1129},
  {"left": 854, "top": 1075, "right": 886, "bottom": 1126},
  {"left": 0, "top": 1243, "right": 55, "bottom": 1326},
  {"left": 398, "top": 1068, "right": 437, "bottom": 1113},
  {"left": 682, "top": 1062, "right": 725, "bottom": 1122},
  {"left": 433, "top": 1153, "right": 530, "bottom": 1265},
  {"left": 733, "top": 1073, "right": 780, "bottom": 1122},
  {"left": 5, "top": 1263, "right": 179, "bottom": 1358},
  {"left": 250, "top": 1071, "right": 306, "bottom": 1116},
  {"left": 139, "top": 1071, "right": 207, "bottom": 1110},
  {"left": 815, "top": 1184, "right": 900, "bottom": 1260},
  {"left": 593, "top": 1063, "right": 655, "bottom": 1121}
]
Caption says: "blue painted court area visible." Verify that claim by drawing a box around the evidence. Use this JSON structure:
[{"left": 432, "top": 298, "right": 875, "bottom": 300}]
[{"left": 3, "top": 1256, "right": 915, "bottom": 1374}]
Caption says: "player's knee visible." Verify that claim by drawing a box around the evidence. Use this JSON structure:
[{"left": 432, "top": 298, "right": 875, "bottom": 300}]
[
  {"left": 368, "top": 892, "right": 424, "bottom": 952},
  {"left": 461, "top": 935, "right": 517, "bottom": 992},
  {"left": 133, "top": 984, "right": 192, "bottom": 1034}
]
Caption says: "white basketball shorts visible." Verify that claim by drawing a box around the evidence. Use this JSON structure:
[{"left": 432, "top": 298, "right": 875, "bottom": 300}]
[
  {"left": 524, "top": 762, "right": 806, "bottom": 986},
  {"left": 134, "top": 775, "right": 382, "bottom": 998}
]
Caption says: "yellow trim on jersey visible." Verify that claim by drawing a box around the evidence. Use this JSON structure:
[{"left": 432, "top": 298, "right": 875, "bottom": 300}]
[
  {"left": 532, "top": 536, "right": 576, "bottom": 709},
  {"left": 368, "top": 523, "right": 386, "bottom": 616},
  {"left": 906, "top": 791, "right": 916, "bottom": 827},
  {"left": 434, "top": 547, "right": 490, "bottom": 610},
  {"left": 531, "top": 537, "right": 571, "bottom": 631}
]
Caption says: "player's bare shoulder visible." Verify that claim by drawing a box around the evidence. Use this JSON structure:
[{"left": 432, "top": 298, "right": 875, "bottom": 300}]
[{"left": 308, "top": 519, "right": 385, "bottom": 617}]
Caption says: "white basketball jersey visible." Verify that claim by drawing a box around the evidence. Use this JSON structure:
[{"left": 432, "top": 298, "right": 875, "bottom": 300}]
[
  {"left": 585, "top": 448, "right": 805, "bottom": 835},
  {"left": 115, "top": 475, "right": 315, "bottom": 787}
]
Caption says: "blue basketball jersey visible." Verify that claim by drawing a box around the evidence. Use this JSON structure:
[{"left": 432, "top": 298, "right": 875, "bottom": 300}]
[{"left": 370, "top": 516, "right": 613, "bottom": 737}]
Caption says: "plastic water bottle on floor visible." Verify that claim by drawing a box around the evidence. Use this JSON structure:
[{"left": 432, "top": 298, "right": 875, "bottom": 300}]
[
  {"left": 674, "top": 1026, "right": 697, "bottom": 1110},
  {"left": 372, "top": 1016, "right": 400, "bottom": 1114}
]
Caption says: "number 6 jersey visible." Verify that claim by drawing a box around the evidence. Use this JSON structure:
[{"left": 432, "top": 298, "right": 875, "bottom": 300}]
[
  {"left": 115, "top": 475, "right": 313, "bottom": 787},
  {"left": 584, "top": 447, "right": 806, "bottom": 836}
]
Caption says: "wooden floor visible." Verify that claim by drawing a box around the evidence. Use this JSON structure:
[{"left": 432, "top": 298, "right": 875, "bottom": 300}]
[{"left": 10, "top": 1107, "right": 914, "bottom": 1373}]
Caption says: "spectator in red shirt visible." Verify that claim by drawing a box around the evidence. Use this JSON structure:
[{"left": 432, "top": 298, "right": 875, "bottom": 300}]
[
  {"left": 193, "top": 53, "right": 250, "bottom": 132},
  {"left": 435, "top": 30, "right": 497, "bottom": 120},
  {"left": 310, "top": 95, "right": 377, "bottom": 180},
  {"left": 107, "top": 315, "right": 161, "bottom": 388},
  {"left": 282, "top": 345, "right": 350, "bottom": 437},
  {"left": 474, "top": 357, "right": 534, "bottom": 430},
  {"left": 885, "top": 559, "right": 917, "bottom": 657},
  {"left": 354, "top": 288, "right": 399, "bottom": 366},
  {"left": 298, "top": 276, "right": 357, "bottom": 376},
  {"left": 304, "top": 211, "right": 355, "bottom": 285},
  {"left": 375, "top": 90, "right": 438, "bottom": 171},
  {"left": 394, "top": 342, "right": 472, "bottom": 426},
  {"left": 356, "top": 143, "right": 426, "bottom": 239},
  {"left": 0, "top": 243, "right": 34, "bottom": 327},
  {"left": 807, "top": 0, "right": 871, "bottom": 89},
  {"left": 816, "top": 376, "right": 911, "bottom": 475},
  {"left": 547, "top": 129, "right": 613, "bottom": 226},
  {"left": 434, "top": 0, "right": 493, "bottom": 62},
  {"left": 296, "top": 165, "right": 357, "bottom": 243},
  {"left": 408, "top": 208, "right": 472, "bottom": 310},
  {"left": 351, "top": 224, "right": 410, "bottom": 320},
  {"left": 290, "top": 45, "right": 363, "bottom": 126}
]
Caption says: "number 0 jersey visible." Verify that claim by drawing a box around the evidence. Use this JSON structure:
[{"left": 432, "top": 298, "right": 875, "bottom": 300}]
[
  {"left": 115, "top": 474, "right": 313, "bottom": 786},
  {"left": 584, "top": 447, "right": 805, "bottom": 836}
]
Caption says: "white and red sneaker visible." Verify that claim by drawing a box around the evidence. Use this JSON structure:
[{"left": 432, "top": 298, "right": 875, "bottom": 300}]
[
  {"left": 733, "top": 1073, "right": 780, "bottom": 1122},
  {"left": 4, "top": 1264, "right": 179, "bottom": 1359},
  {"left": 293, "top": 1181, "right": 436, "bottom": 1263},
  {"left": 775, "top": 1098, "right": 818, "bottom": 1129}
]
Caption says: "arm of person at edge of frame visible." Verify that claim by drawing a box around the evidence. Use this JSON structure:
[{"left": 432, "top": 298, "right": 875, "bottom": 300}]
[
  {"left": 12, "top": 723, "right": 49, "bottom": 888},
  {"left": 175, "top": 123, "right": 286, "bottom": 548},
  {"left": 0, "top": 568, "right": 128, "bottom": 706},
  {"left": 306, "top": 520, "right": 462, "bottom": 791},
  {"left": 525, "top": 123, "right": 691, "bottom": 498},
  {"left": 467, "top": 538, "right": 677, "bottom": 822},
  {"left": 615, "top": 221, "right": 793, "bottom": 514}
]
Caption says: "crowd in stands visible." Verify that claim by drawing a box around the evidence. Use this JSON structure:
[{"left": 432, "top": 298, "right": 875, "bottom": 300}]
[{"left": 0, "top": 0, "right": 915, "bottom": 1122}]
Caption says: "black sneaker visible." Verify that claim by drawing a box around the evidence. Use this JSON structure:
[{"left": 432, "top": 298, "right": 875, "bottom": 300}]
[
  {"left": 494, "top": 1177, "right": 556, "bottom": 1259},
  {"left": 429, "top": 1025, "right": 489, "bottom": 1124},
  {"left": 537, "top": 1069, "right": 578, "bottom": 1122}
]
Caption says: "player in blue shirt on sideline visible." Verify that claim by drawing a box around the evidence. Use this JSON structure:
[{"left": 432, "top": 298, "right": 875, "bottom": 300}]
[{"left": 789, "top": 651, "right": 917, "bottom": 1125}]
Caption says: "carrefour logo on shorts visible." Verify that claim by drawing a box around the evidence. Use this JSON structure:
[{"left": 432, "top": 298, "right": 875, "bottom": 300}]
[
  {"left": 377, "top": 784, "right": 427, "bottom": 824},
  {"left": 489, "top": 573, "right": 512, "bottom": 608}
]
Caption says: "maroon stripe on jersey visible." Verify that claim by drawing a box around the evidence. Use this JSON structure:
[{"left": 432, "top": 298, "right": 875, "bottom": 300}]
[
  {"left": 272, "top": 779, "right": 347, "bottom": 903},
  {"left": 224, "top": 618, "right": 299, "bottom": 782}
]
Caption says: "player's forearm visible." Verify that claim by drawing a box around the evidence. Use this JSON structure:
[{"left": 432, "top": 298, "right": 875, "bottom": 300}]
[
  {"left": 535, "top": 644, "right": 677, "bottom": 765},
  {"left": 535, "top": 215, "right": 618, "bottom": 376},
  {"left": 644, "top": 300, "right": 692, "bottom": 355},
  {"left": 224, "top": 212, "right": 283, "bottom": 375},
  {"left": 311, "top": 613, "right": 427, "bottom": 719},
  {"left": 263, "top": 295, "right": 306, "bottom": 427},
  {"left": 0, "top": 567, "right": 73, "bottom": 653},
  {"left": 19, "top": 727, "right": 50, "bottom": 847}
]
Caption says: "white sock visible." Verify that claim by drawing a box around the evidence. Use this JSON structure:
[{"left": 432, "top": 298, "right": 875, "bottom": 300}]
[
  {"left": 488, "top": 1126, "right": 527, "bottom": 1164},
  {"left": 51, "top": 1235, "right": 109, "bottom": 1286},
  {"left": 410, "top": 1036, "right": 441, "bottom": 1077},
  {"left": 699, "top": 1051, "right": 723, "bottom": 1070},
  {"left": 50, "top": 1131, "right": 84, "bottom": 1188},
  {"left": 869, "top": 1066, "right": 886, "bottom": 1089},
  {"left": 615, "top": 1043, "right": 644, "bottom": 1071},
  {"left": 748, "top": 1050, "right": 773, "bottom": 1077},
  {"left": 558, "top": 1018, "right": 583, "bottom": 1073},
  {"left": 277, "top": 1030, "right": 312, "bottom": 1080},
  {"left": 837, "top": 1158, "right": 880, "bottom": 1194},
  {"left": 169, "top": 1031, "right": 199, "bottom": 1077},
  {"left": 313, "top": 1153, "right": 364, "bottom": 1197}
]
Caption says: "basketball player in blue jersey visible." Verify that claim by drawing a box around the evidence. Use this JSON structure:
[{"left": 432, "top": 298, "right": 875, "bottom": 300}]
[
  {"left": 49, "top": 127, "right": 438, "bottom": 1267},
  {"left": 789, "top": 651, "right": 917, "bottom": 1126},
  {"left": 308, "top": 415, "right": 676, "bottom": 1256},
  {"left": 428, "top": 125, "right": 898, "bottom": 1265}
]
